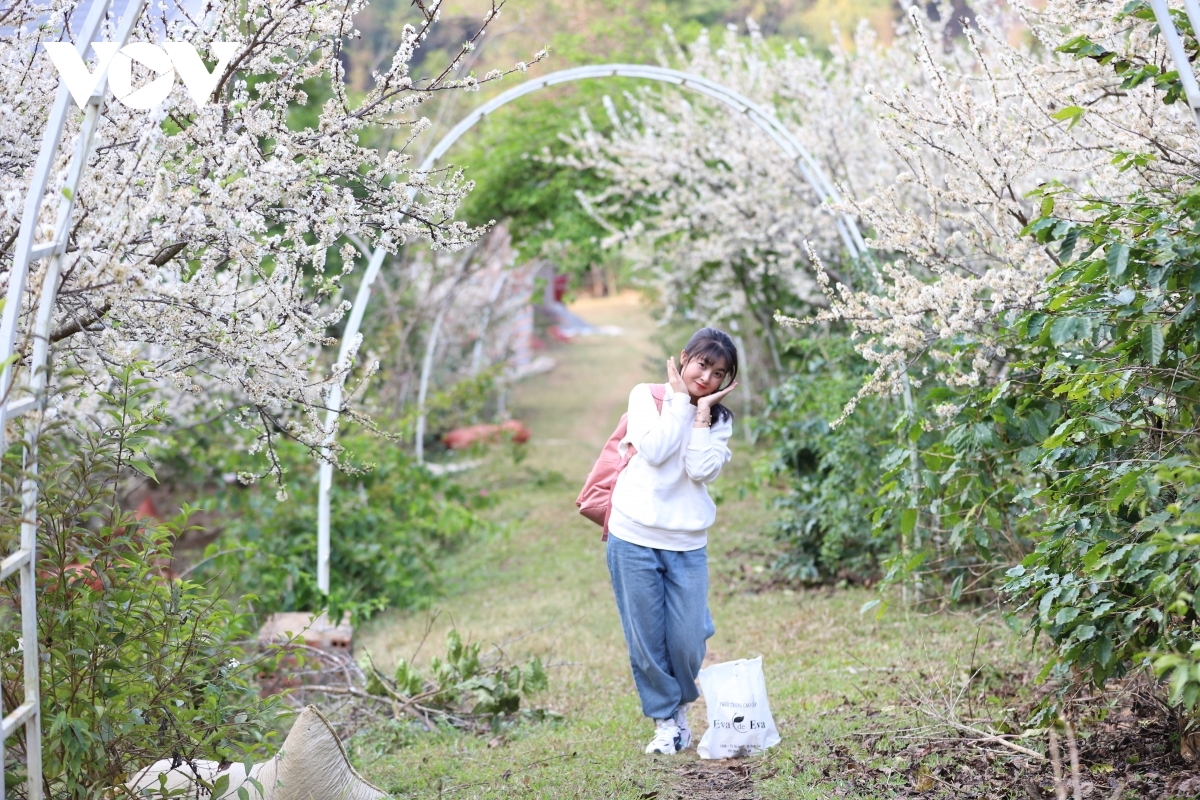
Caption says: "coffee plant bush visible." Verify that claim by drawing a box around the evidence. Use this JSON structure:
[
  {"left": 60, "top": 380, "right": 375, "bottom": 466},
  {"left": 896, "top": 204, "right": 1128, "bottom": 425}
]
[
  {"left": 210, "top": 433, "right": 490, "bottom": 623},
  {"left": 759, "top": 337, "right": 899, "bottom": 583},
  {"left": 876, "top": 3, "right": 1200, "bottom": 710},
  {"left": 0, "top": 367, "right": 282, "bottom": 799}
]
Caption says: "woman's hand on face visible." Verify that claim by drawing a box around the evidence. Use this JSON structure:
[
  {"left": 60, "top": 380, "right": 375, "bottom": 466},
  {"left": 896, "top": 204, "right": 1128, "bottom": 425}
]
[
  {"left": 667, "top": 357, "right": 688, "bottom": 395},
  {"left": 697, "top": 380, "right": 738, "bottom": 410}
]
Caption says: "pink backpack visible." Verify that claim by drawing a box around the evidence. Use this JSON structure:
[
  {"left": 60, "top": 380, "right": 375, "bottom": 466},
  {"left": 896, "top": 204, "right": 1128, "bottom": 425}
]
[{"left": 576, "top": 384, "right": 665, "bottom": 541}]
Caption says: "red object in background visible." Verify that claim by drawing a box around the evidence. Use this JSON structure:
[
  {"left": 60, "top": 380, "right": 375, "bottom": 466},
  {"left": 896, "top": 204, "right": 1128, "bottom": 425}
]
[
  {"left": 42, "top": 497, "right": 179, "bottom": 592},
  {"left": 442, "top": 420, "right": 532, "bottom": 450},
  {"left": 553, "top": 274, "right": 568, "bottom": 302},
  {"left": 63, "top": 564, "right": 105, "bottom": 591},
  {"left": 547, "top": 325, "right": 571, "bottom": 343},
  {"left": 40, "top": 563, "right": 105, "bottom": 593},
  {"left": 530, "top": 335, "right": 546, "bottom": 350},
  {"left": 135, "top": 496, "right": 162, "bottom": 522}
]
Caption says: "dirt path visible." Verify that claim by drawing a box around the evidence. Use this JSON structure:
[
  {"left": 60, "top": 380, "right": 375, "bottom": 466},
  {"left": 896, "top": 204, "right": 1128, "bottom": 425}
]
[{"left": 355, "top": 293, "right": 1018, "bottom": 799}]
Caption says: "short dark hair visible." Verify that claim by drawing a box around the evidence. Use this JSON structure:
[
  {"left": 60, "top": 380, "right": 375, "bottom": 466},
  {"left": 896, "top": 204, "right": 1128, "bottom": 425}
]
[{"left": 682, "top": 327, "right": 738, "bottom": 425}]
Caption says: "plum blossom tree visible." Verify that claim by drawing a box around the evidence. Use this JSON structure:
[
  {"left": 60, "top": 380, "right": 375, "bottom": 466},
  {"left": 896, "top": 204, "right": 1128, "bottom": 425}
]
[
  {"left": 796, "top": 0, "right": 1200, "bottom": 411},
  {"left": 777, "top": 0, "right": 1200, "bottom": 695},
  {"left": 561, "top": 1, "right": 1192, "bottom": 398},
  {"left": 556, "top": 19, "right": 924, "bottom": 375},
  {"left": 0, "top": 0, "right": 544, "bottom": 485}
]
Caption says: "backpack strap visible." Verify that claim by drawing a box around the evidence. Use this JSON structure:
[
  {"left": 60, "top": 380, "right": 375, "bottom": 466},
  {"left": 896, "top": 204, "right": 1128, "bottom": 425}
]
[
  {"left": 604, "top": 385, "right": 667, "bottom": 543},
  {"left": 622, "top": 385, "right": 665, "bottom": 460},
  {"left": 649, "top": 383, "right": 665, "bottom": 413}
]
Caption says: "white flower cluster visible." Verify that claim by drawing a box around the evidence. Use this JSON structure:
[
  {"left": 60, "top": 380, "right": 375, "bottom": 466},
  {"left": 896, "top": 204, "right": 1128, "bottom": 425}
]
[
  {"left": 812, "top": 0, "right": 1200, "bottom": 416},
  {"left": 558, "top": 22, "right": 878, "bottom": 337},
  {"left": 0, "top": 0, "right": 543, "bottom": 481},
  {"left": 564, "top": 0, "right": 1199, "bottom": 418}
]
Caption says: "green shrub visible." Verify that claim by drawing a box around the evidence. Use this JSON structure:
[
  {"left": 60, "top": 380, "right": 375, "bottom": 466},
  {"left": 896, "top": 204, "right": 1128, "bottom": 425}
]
[
  {"left": 0, "top": 366, "right": 281, "bottom": 799},
  {"left": 212, "top": 434, "right": 489, "bottom": 622},
  {"left": 364, "top": 629, "right": 549, "bottom": 722},
  {"left": 871, "top": 379, "right": 1050, "bottom": 607},
  {"left": 759, "top": 337, "right": 899, "bottom": 583},
  {"left": 882, "top": 4, "right": 1200, "bottom": 708},
  {"left": 1002, "top": 179, "right": 1200, "bottom": 701}
]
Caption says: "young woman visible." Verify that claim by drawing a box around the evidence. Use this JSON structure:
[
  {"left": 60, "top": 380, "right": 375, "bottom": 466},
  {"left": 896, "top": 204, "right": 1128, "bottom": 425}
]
[{"left": 607, "top": 327, "right": 738, "bottom": 754}]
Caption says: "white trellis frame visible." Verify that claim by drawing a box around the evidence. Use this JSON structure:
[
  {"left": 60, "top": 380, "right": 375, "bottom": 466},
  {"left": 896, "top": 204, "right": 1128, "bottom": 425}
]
[
  {"left": 314, "top": 63, "right": 867, "bottom": 592},
  {"left": 1150, "top": 0, "right": 1200, "bottom": 132},
  {"left": 1, "top": 0, "right": 148, "bottom": 797}
]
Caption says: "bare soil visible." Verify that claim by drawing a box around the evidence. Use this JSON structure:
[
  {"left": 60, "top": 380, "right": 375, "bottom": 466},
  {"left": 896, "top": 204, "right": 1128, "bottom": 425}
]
[{"left": 816, "top": 673, "right": 1200, "bottom": 799}]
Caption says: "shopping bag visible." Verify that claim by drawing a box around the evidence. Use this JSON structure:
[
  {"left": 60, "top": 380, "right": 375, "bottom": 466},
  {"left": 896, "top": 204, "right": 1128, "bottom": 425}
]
[{"left": 696, "top": 656, "right": 781, "bottom": 759}]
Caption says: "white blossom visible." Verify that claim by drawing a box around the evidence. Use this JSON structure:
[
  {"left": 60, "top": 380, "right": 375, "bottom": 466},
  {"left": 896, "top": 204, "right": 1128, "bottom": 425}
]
[
  {"left": 572, "top": 1, "right": 1198, "bottom": 419},
  {"left": 813, "top": 0, "right": 1200, "bottom": 414},
  {"left": 0, "top": 0, "right": 544, "bottom": 483}
]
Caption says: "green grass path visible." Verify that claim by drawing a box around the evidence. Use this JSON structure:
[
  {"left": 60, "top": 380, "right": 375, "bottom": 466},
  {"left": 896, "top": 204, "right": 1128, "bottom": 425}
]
[{"left": 356, "top": 294, "right": 1021, "bottom": 799}]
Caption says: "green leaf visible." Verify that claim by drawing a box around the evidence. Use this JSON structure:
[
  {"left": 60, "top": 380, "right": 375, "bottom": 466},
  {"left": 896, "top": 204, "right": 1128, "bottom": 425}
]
[
  {"left": 859, "top": 597, "right": 888, "bottom": 623},
  {"left": 1079, "top": 258, "right": 1107, "bottom": 283},
  {"left": 1055, "top": 607, "right": 1080, "bottom": 625},
  {"left": 1172, "top": 664, "right": 1190, "bottom": 705},
  {"left": 1039, "top": 586, "right": 1063, "bottom": 620},
  {"left": 1097, "top": 636, "right": 1114, "bottom": 667},
  {"left": 1059, "top": 228, "right": 1080, "bottom": 262},
  {"left": 1027, "top": 313, "right": 1048, "bottom": 339},
  {"left": 1088, "top": 413, "right": 1123, "bottom": 435},
  {"left": 900, "top": 508, "right": 917, "bottom": 536},
  {"left": 1107, "top": 243, "right": 1130, "bottom": 280},
  {"left": 129, "top": 460, "right": 157, "bottom": 482},
  {"left": 1051, "top": 105, "right": 1086, "bottom": 129},
  {"left": 522, "top": 658, "right": 548, "bottom": 693},
  {"left": 1050, "top": 316, "right": 1093, "bottom": 346},
  {"left": 1143, "top": 324, "right": 1164, "bottom": 366}
]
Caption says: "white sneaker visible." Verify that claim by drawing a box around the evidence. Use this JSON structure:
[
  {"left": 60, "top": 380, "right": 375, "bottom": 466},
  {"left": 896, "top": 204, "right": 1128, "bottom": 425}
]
[
  {"left": 645, "top": 719, "right": 684, "bottom": 754},
  {"left": 673, "top": 704, "right": 693, "bottom": 750}
]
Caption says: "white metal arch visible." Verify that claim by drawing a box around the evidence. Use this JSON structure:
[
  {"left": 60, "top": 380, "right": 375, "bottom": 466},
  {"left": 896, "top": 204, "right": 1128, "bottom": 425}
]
[{"left": 315, "top": 64, "right": 867, "bottom": 592}]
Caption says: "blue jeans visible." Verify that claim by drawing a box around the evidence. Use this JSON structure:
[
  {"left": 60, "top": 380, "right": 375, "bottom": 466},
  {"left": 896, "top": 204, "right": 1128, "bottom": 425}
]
[{"left": 606, "top": 535, "right": 715, "bottom": 720}]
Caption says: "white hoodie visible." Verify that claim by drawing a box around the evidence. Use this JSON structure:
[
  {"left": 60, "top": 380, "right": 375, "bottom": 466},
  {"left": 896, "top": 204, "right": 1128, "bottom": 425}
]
[{"left": 608, "top": 383, "right": 734, "bottom": 551}]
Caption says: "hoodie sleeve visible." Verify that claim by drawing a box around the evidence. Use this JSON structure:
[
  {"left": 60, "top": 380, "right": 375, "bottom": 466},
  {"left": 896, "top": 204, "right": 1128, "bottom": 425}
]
[
  {"left": 684, "top": 413, "right": 734, "bottom": 484},
  {"left": 623, "top": 384, "right": 695, "bottom": 466}
]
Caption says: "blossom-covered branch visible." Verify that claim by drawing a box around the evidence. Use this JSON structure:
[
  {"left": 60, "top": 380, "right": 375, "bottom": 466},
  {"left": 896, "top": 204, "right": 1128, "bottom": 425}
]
[{"left": 0, "top": 0, "right": 545, "bottom": 483}]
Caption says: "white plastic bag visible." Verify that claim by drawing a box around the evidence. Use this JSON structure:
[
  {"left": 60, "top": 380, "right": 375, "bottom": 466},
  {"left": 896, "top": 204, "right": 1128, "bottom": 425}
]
[{"left": 696, "top": 656, "right": 781, "bottom": 759}]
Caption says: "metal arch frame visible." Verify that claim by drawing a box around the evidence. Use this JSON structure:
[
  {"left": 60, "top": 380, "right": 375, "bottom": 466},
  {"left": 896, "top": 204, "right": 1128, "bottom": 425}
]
[
  {"left": 1, "top": 0, "right": 148, "bottom": 796},
  {"left": 1149, "top": 0, "right": 1200, "bottom": 131},
  {"left": 315, "top": 63, "right": 867, "bottom": 592}
]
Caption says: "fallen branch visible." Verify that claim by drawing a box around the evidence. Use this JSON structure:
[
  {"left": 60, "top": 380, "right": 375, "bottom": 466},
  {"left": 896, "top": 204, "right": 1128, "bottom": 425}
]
[{"left": 914, "top": 709, "right": 1045, "bottom": 761}]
